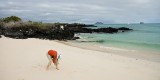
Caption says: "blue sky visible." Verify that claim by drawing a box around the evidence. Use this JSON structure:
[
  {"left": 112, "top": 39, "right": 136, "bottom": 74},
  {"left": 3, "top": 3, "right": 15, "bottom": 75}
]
[{"left": 0, "top": 0, "right": 159, "bottom": 23}]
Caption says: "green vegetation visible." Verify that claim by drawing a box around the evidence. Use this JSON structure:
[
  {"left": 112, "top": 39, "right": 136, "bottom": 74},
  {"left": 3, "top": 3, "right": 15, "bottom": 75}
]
[
  {"left": 0, "top": 16, "right": 90, "bottom": 29},
  {"left": 0, "top": 16, "right": 55, "bottom": 29},
  {"left": 0, "top": 16, "right": 95, "bottom": 32},
  {"left": 1, "top": 16, "right": 22, "bottom": 22}
]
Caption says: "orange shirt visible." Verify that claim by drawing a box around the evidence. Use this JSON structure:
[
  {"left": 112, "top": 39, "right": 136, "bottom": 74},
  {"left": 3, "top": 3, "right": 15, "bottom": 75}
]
[{"left": 48, "top": 50, "right": 57, "bottom": 63}]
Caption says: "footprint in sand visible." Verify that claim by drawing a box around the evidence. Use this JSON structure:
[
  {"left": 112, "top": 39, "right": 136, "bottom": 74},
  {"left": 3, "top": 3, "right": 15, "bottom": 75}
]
[
  {"left": 18, "top": 78, "right": 24, "bottom": 80},
  {"left": 32, "top": 64, "right": 46, "bottom": 70}
]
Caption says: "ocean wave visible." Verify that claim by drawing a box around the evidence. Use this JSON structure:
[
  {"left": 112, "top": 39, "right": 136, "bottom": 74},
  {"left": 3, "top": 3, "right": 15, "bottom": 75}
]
[
  {"left": 78, "top": 39, "right": 105, "bottom": 43},
  {"left": 99, "top": 46, "right": 135, "bottom": 51},
  {"left": 105, "top": 39, "right": 160, "bottom": 49},
  {"left": 135, "top": 30, "right": 160, "bottom": 33}
]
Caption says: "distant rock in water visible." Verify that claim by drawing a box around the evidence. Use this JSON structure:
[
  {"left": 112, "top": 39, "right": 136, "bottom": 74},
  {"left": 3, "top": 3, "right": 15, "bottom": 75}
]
[
  {"left": 95, "top": 22, "right": 103, "bottom": 24},
  {"left": 118, "top": 27, "right": 132, "bottom": 30},
  {"left": 140, "top": 22, "right": 144, "bottom": 24}
]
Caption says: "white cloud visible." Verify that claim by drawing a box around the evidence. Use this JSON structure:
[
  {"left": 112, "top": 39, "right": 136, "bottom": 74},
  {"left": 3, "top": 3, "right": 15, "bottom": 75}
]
[
  {"left": 132, "top": 0, "right": 150, "bottom": 4},
  {"left": 43, "top": 13, "right": 51, "bottom": 16},
  {"left": 39, "top": 3, "right": 51, "bottom": 8},
  {"left": 7, "top": 1, "right": 14, "bottom": 5},
  {"left": 0, "top": 0, "right": 159, "bottom": 23}
]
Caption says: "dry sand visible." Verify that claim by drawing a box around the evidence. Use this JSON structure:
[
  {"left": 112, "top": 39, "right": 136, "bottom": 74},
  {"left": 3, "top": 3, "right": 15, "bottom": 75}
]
[{"left": 0, "top": 36, "right": 160, "bottom": 80}]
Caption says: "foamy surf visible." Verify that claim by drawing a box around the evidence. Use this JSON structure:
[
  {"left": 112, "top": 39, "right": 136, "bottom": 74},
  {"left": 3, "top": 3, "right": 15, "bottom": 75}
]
[{"left": 99, "top": 46, "right": 136, "bottom": 52}]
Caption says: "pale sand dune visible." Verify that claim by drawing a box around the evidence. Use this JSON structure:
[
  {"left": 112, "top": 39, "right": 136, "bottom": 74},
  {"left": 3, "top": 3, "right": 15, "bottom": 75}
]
[{"left": 0, "top": 36, "right": 160, "bottom": 80}]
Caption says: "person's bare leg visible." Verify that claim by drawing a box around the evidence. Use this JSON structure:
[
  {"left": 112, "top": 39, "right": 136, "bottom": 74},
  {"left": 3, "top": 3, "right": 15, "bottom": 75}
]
[
  {"left": 54, "top": 59, "right": 59, "bottom": 70},
  {"left": 46, "top": 61, "right": 52, "bottom": 70}
]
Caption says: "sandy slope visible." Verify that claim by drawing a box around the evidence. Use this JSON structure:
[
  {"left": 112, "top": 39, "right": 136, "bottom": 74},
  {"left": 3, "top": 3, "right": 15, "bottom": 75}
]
[{"left": 0, "top": 36, "right": 160, "bottom": 80}]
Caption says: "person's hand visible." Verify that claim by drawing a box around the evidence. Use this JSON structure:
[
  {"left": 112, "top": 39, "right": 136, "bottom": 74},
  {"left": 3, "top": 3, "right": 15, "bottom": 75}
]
[{"left": 56, "top": 67, "right": 59, "bottom": 70}]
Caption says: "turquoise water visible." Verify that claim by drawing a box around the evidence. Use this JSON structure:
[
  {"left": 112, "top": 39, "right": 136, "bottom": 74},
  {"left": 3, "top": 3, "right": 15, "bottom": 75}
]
[{"left": 76, "top": 23, "right": 160, "bottom": 52}]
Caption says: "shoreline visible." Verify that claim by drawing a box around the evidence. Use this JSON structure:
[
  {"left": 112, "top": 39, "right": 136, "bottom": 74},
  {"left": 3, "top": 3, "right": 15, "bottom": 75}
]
[{"left": 57, "top": 40, "right": 160, "bottom": 62}]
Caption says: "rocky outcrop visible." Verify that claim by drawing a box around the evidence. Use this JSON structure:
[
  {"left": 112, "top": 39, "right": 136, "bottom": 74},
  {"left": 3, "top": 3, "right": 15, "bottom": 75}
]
[
  {"left": 66, "top": 26, "right": 132, "bottom": 33},
  {"left": 0, "top": 16, "right": 133, "bottom": 40},
  {"left": 118, "top": 27, "right": 132, "bottom": 30},
  {"left": 95, "top": 22, "right": 103, "bottom": 24},
  {"left": 0, "top": 26, "right": 74, "bottom": 40},
  {"left": 93, "top": 27, "right": 118, "bottom": 33},
  {"left": 0, "top": 23, "right": 132, "bottom": 40}
]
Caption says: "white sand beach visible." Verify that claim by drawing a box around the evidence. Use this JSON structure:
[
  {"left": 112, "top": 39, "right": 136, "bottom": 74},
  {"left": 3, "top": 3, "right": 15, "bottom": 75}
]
[{"left": 0, "top": 36, "right": 160, "bottom": 80}]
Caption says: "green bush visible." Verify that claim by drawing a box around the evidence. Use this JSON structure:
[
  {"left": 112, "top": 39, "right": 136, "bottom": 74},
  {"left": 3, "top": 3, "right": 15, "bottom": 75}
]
[{"left": 2, "top": 16, "right": 22, "bottom": 22}]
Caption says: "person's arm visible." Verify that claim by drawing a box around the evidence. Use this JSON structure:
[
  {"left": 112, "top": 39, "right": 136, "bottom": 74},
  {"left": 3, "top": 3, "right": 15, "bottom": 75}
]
[
  {"left": 46, "top": 52, "right": 52, "bottom": 61},
  {"left": 46, "top": 53, "right": 52, "bottom": 70}
]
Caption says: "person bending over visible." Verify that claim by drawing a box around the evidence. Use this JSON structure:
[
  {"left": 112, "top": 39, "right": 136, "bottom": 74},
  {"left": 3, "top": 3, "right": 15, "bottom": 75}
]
[{"left": 46, "top": 50, "right": 61, "bottom": 70}]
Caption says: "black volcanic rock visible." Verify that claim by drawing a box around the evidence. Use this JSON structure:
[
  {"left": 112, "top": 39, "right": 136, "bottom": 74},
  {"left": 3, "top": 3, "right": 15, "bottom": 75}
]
[
  {"left": 1, "top": 26, "right": 74, "bottom": 40},
  {"left": 72, "top": 37, "right": 80, "bottom": 40},
  {"left": 117, "top": 27, "right": 133, "bottom": 32},
  {"left": 140, "top": 22, "right": 144, "bottom": 24},
  {"left": 118, "top": 27, "right": 132, "bottom": 30},
  {"left": 93, "top": 27, "right": 118, "bottom": 33},
  {"left": 0, "top": 26, "right": 5, "bottom": 36},
  {"left": 0, "top": 23, "right": 133, "bottom": 40},
  {"left": 0, "top": 16, "right": 133, "bottom": 40}
]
